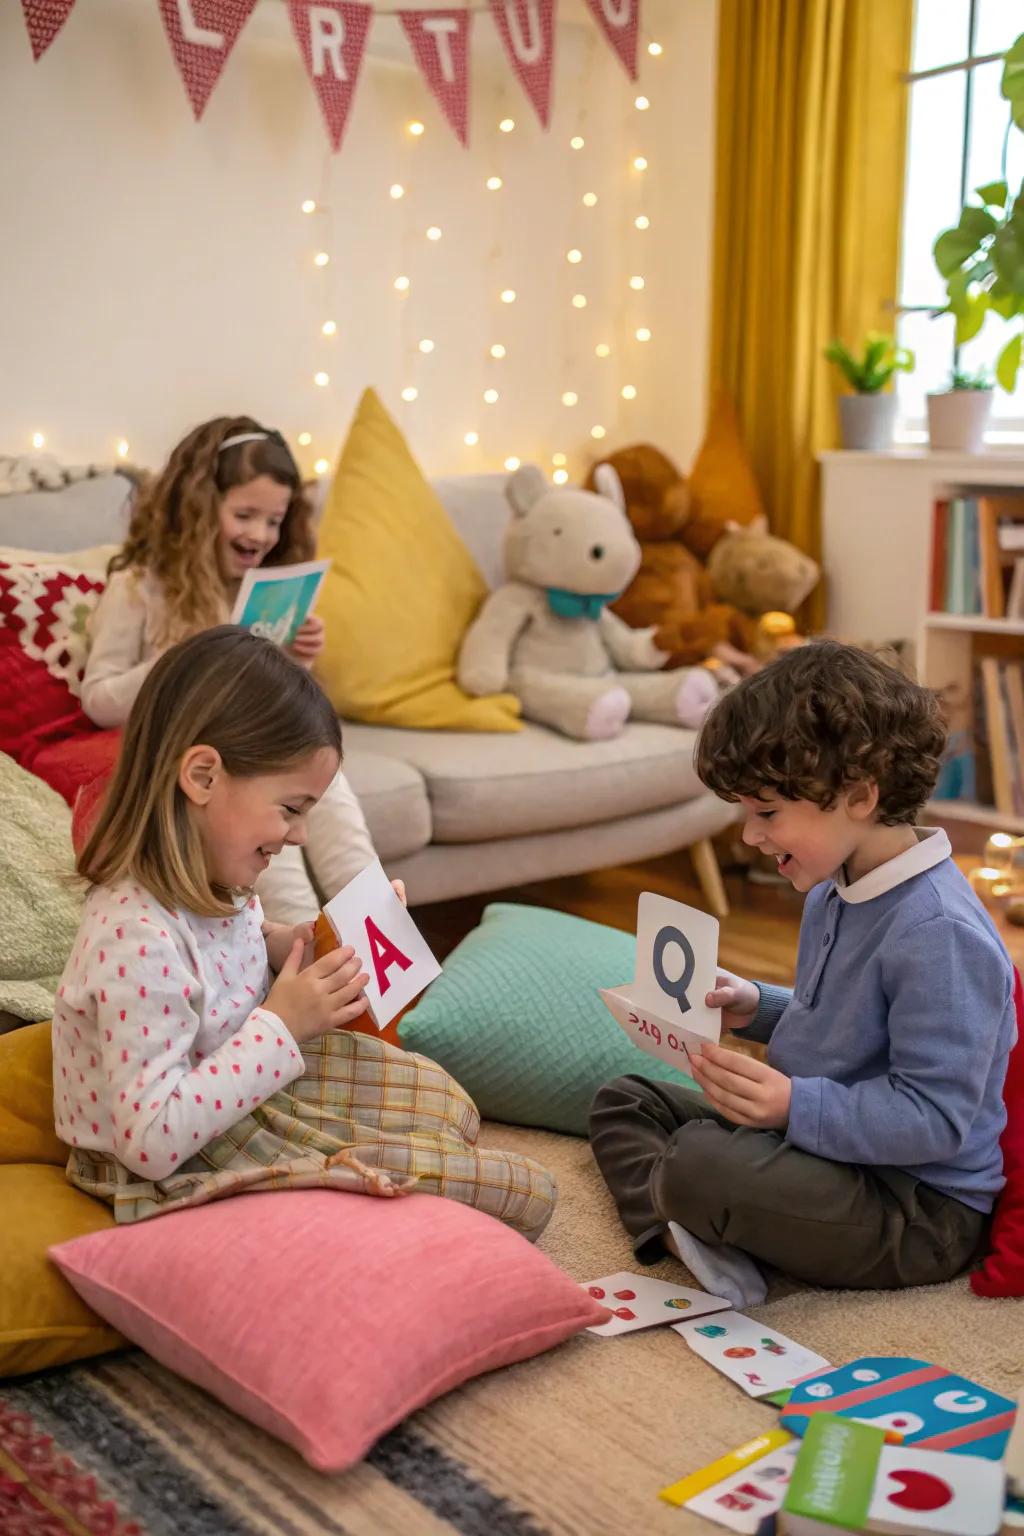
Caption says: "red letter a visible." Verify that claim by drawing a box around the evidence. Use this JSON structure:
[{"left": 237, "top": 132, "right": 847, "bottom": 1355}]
[{"left": 364, "top": 916, "right": 413, "bottom": 996}]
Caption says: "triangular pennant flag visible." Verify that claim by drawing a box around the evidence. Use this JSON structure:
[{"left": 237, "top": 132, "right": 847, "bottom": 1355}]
[
  {"left": 489, "top": 0, "right": 555, "bottom": 130},
  {"left": 581, "top": 0, "right": 639, "bottom": 81},
  {"left": 398, "top": 8, "right": 471, "bottom": 148},
  {"left": 157, "top": 0, "right": 257, "bottom": 121},
  {"left": 20, "top": 0, "right": 78, "bottom": 61},
  {"left": 288, "top": 0, "right": 373, "bottom": 153}
]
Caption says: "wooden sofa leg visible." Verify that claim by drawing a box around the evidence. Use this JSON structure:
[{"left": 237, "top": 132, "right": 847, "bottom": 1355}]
[{"left": 692, "top": 838, "right": 729, "bottom": 919}]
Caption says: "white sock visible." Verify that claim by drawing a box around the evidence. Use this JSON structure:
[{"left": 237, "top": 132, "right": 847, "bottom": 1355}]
[{"left": 665, "top": 1219, "right": 767, "bottom": 1309}]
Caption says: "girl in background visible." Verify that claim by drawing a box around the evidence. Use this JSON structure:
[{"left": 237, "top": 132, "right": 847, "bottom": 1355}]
[
  {"left": 58, "top": 627, "right": 554, "bottom": 1236},
  {"left": 82, "top": 415, "right": 373, "bottom": 923}
]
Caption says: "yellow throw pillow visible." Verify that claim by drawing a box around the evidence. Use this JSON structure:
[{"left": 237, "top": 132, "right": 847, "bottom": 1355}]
[
  {"left": 0, "top": 1021, "right": 66, "bottom": 1166},
  {"left": 686, "top": 392, "right": 768, "bottom": 561},
  {"left": 1, "top": 1163, "right": 123, "bottom": 1376},
  {"left": 316, "top": 389, "right": 521, "bottom": 731}
]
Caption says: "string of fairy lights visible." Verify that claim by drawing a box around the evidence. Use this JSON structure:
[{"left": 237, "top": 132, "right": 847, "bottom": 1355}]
[{"left": 294, "top": 19, "right": 665, "bottom": 484}]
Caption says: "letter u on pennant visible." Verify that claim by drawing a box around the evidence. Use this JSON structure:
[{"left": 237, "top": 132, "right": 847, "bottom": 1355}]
[
  {"left": 581, "top": 0, "right": 640, "bottom": 80},
  {"left": 489, "top": 0, "right": 555, "bottom": 129},
  {"left": 157, "top": 0, "right": 258, "bottom": 120}
]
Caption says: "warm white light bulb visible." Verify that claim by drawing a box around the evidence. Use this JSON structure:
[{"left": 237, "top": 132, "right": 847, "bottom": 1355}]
[
  {"left": 464, "top": 431, "right": 479, "bottom": 447},
  {"left": 314, "top": 458, "right": 330, "bottom": 475},
  {"left": 419, "top": 338, "right": 435, "bottom": 354},
  {"left": 635, "top": 95, "right": 650, "bottom": 111},
  {"left": 31, "top": 431, "right": 45, "bottom": 449},
  {"left": 501, "top": 288, "right": 517, "bottom": 304},
  {"left": 499, "top": 117, "right": 515, "bottom": 133},
  {"left": 314, "top": 251, "right": 329, "bottom": 267},
  {"left": 426, "top": 226, "right": 442, "bottom": 241},
  {"left": 633, "top": 155, "right": 648, "bottom": 171},
  {"left": 314, "top": 371, "right": 330, "bottom": 387},
  {"left": 648, "top": 40, "right": 663, "bottom": 56},
  {"left": 504, "top": 456, "right": 520, "bottom": 471},
  {"left": 117, "top": 439, "right": 129, "bottom": 458},
  {"left": 490, "top": 343, "right": 507, "bottom": 359},
  {"left": 408, "top": 120, "right": 425, "bottom": 137},
  {"left": 572, "top": 294, "right": 587, "bottom": 309},
  {"left": 570, "top": 135, "right": 585, "bottom": 150},
  {"left": 630, "top": 275, "right": 645, "bottom": 290},
  {"left": 621, "top": 384, "right": 637, "bottom": 400},
  {"left": 595, "top": 342, "right": 611, "bottom": 358},
  {"left": 390, "top": 183, "right": 405, "bottom": 200},
  {"left": 991, "top": 833, "right": 1015, "bottom": 848},
  {"left": 591, "top": 425, "right": 606, "bottom": 440},
  {"left": 562, "top": 391, "right": 578, "bottom": 407},
  {"left": 635, "top": 215, "right": 650, "bottom": 230},
  {"left": 394, "top": 275, "right": 410, "bottom": 291},
  {"left": 636, "top": 326, "right": 652, "bottom": 341},
  {"left": 486, "top": 176, "right": 503, "bottom": 191},
  {"left": 582, "top": 192, "right": 598, "bottom": 207},
  {"left": 553, "top": 468, "right": 569, "bottom": 485},
  {"left": 483, "top": 389, "right": 499, "bottom": 404},
  {"left": 301, "top": 198, "right": 317, "bottom": 214},
  {"left": 298, "top": 432, "right": 313, "bottom": 447},
  {"left": 401, "top": 386, "right": 418, "bottom": 402},
  {"left": 552, "top": 452, "right": 567, "bottom": 467},
  {"left": 322, "top": 320, "right": 337, "bottom": 336},
  {"left": 567, "top": 248, "right": 582, "bottom": 264}
]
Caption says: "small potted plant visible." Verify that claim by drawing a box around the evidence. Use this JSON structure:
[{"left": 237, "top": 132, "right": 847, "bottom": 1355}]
[
  {"left": 927, "top": 368, "right": 995, "bottom": 451},
  {"left": 824, "top": 333, "right": 914, "bottom": 450}
]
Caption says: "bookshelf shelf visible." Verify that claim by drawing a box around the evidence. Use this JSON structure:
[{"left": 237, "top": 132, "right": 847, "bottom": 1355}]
[
  {"left": 925, "top": 614, "right": 1024, "bottom": 636},
  {"left": 928, "top": 800, "right": 1024, "bottom": 832}
]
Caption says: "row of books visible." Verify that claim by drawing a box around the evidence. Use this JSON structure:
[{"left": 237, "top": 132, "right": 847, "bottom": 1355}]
[
  {"left": 929, "top": 494, "right": 1024, "bottom": 618},
  {"left": 935, "top": 656, "right": 1024, "bottom": 817}
]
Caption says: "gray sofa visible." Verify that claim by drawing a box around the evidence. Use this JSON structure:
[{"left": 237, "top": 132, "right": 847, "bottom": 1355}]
[{"left": 0, "top": 469, "right": 735, "bottom": 913}]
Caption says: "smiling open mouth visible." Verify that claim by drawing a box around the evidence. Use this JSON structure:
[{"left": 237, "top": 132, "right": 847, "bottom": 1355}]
[{"left": 231, "top": 541, "right": 263, "bottom": 563}]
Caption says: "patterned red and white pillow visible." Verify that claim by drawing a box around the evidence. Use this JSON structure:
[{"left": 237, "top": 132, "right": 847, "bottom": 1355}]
[{"left": 0, "top": 546, "right": 114, "bottom": 773}]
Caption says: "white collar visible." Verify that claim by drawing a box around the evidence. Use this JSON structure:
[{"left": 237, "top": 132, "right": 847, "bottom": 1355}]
[{"left": 833, "top": 827, "right": 951, "bottom": 904}]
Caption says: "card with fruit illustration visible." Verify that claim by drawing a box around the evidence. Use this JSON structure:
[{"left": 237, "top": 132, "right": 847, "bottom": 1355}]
[
  {"left": 580, "top": 1271, "right": 732, "bottom": 1337},
  {"left": 674, "top": 1309, "right": 830, "bottom": 1397}
]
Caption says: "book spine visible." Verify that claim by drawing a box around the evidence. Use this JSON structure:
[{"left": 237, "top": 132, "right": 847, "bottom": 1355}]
[
  {"left": 1004, "top": 662, "right": 1024, "bottom": 817},
  {"left": 930, "top": 500, "right": 947, "bottom": 613},
  {"left": 981, "top": 655, "right": 1016, "bottom": 816},
  {"left": 965, "top": 499, "right": 982, "bottom": 615},
  {"left": 946, "top": 499, "right": 964, "bottom": 614},
  {"left": 978, "top": 497, "right": 1005, "bottom": 618}
]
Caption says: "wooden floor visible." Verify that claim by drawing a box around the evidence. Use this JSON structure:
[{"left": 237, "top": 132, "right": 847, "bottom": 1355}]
[{"left": 414, "top": 844, "right": 1024, "bottom": 979}]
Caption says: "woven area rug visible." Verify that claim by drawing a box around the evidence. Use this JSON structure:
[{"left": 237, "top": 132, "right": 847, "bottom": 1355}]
[{"left": 3, "top": 1121, "right": 1023, "bottom": 1536}]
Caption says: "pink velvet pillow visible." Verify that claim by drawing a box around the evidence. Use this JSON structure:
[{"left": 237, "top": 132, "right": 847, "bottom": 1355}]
[{"left": 50, "top": 1191, "right": 607, "bottom": 1471}]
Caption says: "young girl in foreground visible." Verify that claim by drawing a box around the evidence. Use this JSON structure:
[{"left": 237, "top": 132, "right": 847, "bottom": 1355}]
[
  {"left": 55, "top": 627, "right": 554, "bottom": 1235},
  {"left": 82, "top": 415, "right": 372, "bottom": 924}
]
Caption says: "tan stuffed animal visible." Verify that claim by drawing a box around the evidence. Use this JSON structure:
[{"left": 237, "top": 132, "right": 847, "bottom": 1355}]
[{"left": 708, "top": 517, "right": 820, "bottom": 648}]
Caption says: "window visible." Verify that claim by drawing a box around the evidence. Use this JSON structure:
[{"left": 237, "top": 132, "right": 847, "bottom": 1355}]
[{"left": 897, "top": 0, "right": 1024, "bottom": 434}]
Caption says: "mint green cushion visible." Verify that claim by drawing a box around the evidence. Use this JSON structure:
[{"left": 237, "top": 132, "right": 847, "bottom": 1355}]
[{"left": 399, "top": 903, "right": 700, "bottom": 1136}]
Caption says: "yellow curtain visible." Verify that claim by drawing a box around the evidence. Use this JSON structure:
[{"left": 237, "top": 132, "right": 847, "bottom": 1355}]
[{"left": 710, "top": 0, "right": 914, "bottom": 625}]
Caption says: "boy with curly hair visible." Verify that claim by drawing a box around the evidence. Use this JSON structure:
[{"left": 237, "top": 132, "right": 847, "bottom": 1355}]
[{"left": 590, "top": 641, "right": 1015, "bottom": 1304}]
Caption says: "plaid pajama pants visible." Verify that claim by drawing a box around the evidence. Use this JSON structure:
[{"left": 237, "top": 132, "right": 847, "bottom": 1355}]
[{"left": 68, "top": 1031, "right": 556, "bottom": 1239}]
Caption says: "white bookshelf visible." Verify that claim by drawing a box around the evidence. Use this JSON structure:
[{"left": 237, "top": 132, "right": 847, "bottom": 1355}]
[{"left": 820, "top": 449, "right": 1024, "bottom": 836}]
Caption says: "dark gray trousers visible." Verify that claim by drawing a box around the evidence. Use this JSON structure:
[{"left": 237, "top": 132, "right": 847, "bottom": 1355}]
[{"left": 589, "top": 1076, "right": 985, "bottom": 1290}]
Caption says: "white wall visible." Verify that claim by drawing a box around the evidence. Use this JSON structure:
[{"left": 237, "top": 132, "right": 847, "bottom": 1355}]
[{"left": 0, "top": 0, "right": 717, "bottom": 483}]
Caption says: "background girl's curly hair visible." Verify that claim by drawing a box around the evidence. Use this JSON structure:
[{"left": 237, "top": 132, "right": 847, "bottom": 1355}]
[
  {"left": 695, "top": 640, "right": 948, "bottom": 826},
  {"left": 110, "top": 416, "right": 315, "bottom": 646}
]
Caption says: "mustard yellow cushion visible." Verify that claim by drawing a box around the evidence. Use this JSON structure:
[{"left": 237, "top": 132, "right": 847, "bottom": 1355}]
[
  {"left": 0, "top": 1020, "right": 66, "bottom": 1166},
  {"left": 1, "top": 1163, "right": 123, "bottom": 1376},
  {"left": 686, "top": 392, "right": 767, "bottom": 560},
  {"left": 316, "top": 388, "right": 521, "bottom": 731}
]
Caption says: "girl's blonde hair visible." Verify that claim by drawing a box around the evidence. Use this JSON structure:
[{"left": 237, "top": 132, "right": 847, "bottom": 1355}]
[
  {"left": 78, "top": 627, "right": 342, "bottom": 918},
  {"left": 110, "top": 416, "right": 315, "bottom": 646}
]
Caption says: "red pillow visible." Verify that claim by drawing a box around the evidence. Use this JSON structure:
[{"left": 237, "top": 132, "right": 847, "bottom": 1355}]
[
  {"left": 0, "top": 552, "right": 107, "bottom": 784},
  {"left": 971, "top": 967, "right": 1024, "bottom": 1297}
]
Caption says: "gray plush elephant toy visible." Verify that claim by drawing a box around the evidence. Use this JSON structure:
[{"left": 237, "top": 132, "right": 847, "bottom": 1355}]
[{"left": 457, "top": 463, "right": 720, "bottom": 741}]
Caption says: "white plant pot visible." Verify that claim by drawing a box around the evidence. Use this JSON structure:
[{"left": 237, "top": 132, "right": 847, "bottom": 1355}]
[
  {"left": 926, "top": 389, "right": 993, "bottom": 452},
  {"left": 838, "top": 393, "right": 896, "bottom": 451}
]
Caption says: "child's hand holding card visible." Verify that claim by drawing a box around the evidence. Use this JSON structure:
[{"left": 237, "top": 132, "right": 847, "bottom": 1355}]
[
  {"left": 319, "top": 859, "right": 440, "bottom": 1032},
  {"left": 580, "top": 1271, "right": 732, "bottom": 1337}
]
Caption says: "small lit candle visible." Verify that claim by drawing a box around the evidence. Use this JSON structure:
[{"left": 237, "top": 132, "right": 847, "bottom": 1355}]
[{"left": 969, "top": 866, "right": 1007, "bottom": 907}]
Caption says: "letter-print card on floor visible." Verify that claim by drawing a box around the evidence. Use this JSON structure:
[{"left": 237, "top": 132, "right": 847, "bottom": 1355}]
[{"left": 580, "top": 1270, "right": 732, "bottom": 1337}]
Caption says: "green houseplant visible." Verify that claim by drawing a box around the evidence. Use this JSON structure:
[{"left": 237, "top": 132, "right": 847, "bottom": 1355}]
[
  {"left": 927, "top": 369, "right": 995, "bottom": 451},
  {"left": 824, "top": 334, "right": 914, "bottom": 450},
  {"left": 932, "top": 30, "right": 1024, "bottom": 447}
]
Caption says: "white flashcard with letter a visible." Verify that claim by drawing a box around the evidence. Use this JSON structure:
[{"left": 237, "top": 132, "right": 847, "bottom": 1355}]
[{"left": 321, "top": 859, "right": 441, "bottom": 1029}]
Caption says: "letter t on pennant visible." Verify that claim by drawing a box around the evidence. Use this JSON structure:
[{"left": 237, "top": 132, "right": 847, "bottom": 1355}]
[{"left": 398, "top": 8, "right": 472, "bottom": 147}]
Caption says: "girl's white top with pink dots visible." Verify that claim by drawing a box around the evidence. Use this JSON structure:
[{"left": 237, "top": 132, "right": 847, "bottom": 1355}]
[{"left": 52, "top": 879, "right": 303, "bottom": 1181}]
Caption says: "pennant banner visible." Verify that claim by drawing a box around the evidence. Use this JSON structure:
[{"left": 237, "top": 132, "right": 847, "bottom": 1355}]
[
  {"left": 157, "top": 0, "right": 258, "bottom": 120},
  {"left": 489, "top": 0, "right": 555, "bottom": 131},
  {"left": 398, "top": 7, "right": 471, "bottom": 148},
  {"left": 288, "top": 0, "right": 372, "bottom": 152},
  {"left": 582, "top": 0, "right": 638, "bottom": 81},
  {"left": 20, "top": 0, "right": 78, "bottom": 60}
]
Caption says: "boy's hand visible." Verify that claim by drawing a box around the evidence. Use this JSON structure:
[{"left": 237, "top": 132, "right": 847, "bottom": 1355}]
[
  {"left": 289, "top": 614, "right": 325, "bottom": 669},
  {"left": 263, "top": 920, "right": 315, "bottom": 974},
  {"left": 705, "top": 968, "right": 760, "bottom": 1032},
  {"left": 689, "top": 1040, "right": 791, "bottom": 1130},
  {"left": 264, "top": 939, "right": 370, "bottom": 1043}
]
